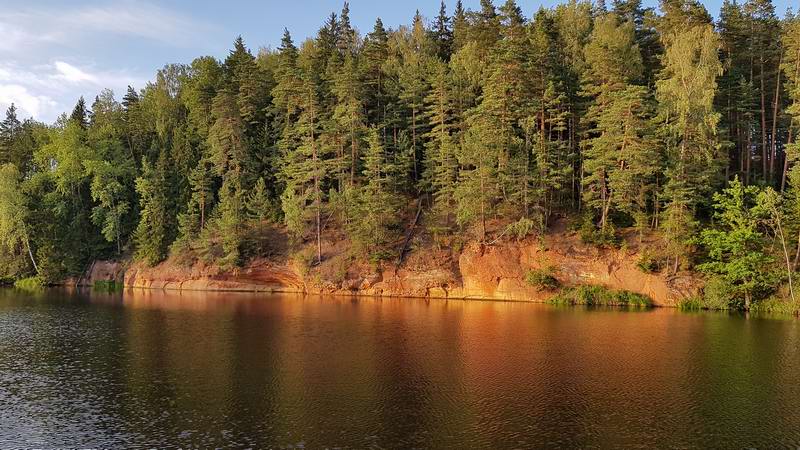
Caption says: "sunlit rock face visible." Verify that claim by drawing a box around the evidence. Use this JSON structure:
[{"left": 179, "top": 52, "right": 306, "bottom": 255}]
[{"left": 111, "top": 228, "right": 700, "bottom": 306}]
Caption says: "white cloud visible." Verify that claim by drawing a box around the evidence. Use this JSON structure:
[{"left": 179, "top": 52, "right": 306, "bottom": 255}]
[
  {"left": 0, "top": 61, "right": 145, "bottom": 122},
  {"left": 0, "top": 1, "right": 221, "bottom": 123},
  {"left": 0, "top": 1, "right": 216, "bottom": 57},
  {"left": 53, "top": 61, "right": 99, "bottom": 84},
  {"left": 0, "top": 84, "right": 58, "bottom": 119},
  {"left": 64, "top": 2, "right": 216, "bottom": 46}
]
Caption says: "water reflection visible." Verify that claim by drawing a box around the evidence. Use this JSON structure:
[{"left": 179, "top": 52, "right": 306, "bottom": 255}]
[{"left": 0, "top": 288, "right": 798, "bottom": 448}]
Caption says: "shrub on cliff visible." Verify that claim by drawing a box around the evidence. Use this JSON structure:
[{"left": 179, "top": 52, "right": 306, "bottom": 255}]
[{"left": 525, "top": 266, "right": 560, "bottom": 290}]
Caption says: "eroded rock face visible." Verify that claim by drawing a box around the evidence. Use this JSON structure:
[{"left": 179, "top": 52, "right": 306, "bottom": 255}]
[
  {"left": 63, "top": 260, "right": 126, "bottom": 287},
  {"left": 443, "top": 239, "right": 696, "bottom": 306},
  {"left": 124, "top": 258, "right": 304, "bottom": 293},
  {"left": 114, "top": 231, "right": 699, "bottom": 306}
]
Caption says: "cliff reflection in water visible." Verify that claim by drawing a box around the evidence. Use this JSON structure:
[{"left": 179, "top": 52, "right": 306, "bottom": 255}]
[{"left": 0, "top": 288, "right": 798, "bottom": 448}]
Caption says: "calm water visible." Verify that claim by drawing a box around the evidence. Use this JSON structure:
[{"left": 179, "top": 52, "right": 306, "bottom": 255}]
[{"left": 0, "top": 289, "right": 799, "bottom": 448}]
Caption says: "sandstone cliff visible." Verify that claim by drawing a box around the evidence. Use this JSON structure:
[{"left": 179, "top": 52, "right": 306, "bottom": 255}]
[{"left": 105, "top": 228, "right": 700, "bottom": 307}]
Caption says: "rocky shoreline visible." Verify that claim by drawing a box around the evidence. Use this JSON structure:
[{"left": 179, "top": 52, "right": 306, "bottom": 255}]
[{"left": 73, "top": 230, "right": 702, "bottom": 307}]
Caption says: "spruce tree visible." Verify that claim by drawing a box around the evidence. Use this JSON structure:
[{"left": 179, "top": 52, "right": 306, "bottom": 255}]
[
  {"left": 134, "top": 156, "right": 169, "bottom": 266},
  {"left": 70, "top": 97, "right": 89, "bottom": 130},
  {"left": 208, "top": 91, "right": 248, "bottom": 266},
  {"left": 349, "top": 127, "right": 399, "bottom": 256},
  {"left": 431, "top": 0, "right": 454, "bottom": 61},
  {"left": 422, "top": 60, "right": 458, "bottom": 223},
  {"left": 281, "top": 41, "right": 329, "bottom": 264}
]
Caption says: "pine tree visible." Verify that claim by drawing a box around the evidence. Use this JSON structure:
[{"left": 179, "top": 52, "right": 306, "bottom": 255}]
[
  {"left": 471, "top": 0, "right": 501, "bottom": 52},
  {"left": 216, "top": 175, "right": 245, "bottom": 268},
  {"left": 452, "top": 0, "right": 469, "bottom": 51},
  {"left": 466, "top": 0, "right": 532, "bottom": 221},
  {"left": 783, "top": 16, "right": 800, "bottom": 191},
  {"left": 528, "top": 9, "right": 574, "bottom": 221},
  {"left": 656, "top": 0, "right": 712, "bottom": 42},
  {"left": 717, "top": 0, "right": 752, "bottom": 182},
  {"left": 454, "top": 124, "right": 499, "bottom": 241},
  {"left": 657, "top": 24, "right": 724, "bottom": 272},
  {"left": 742, "top": 0, "right": 782, "bottom": 184},
  {"left": 398, "top": 13, "right": 433, "bottom": 184},
  {"left": 281, "top": 41, "right": 329, "bottom": 264},
  {"left": 581, "top": 14, "right": 647, "bottom": 230},
  {"left": 332, "top": 54, "right": 366, "bottom": 186}
]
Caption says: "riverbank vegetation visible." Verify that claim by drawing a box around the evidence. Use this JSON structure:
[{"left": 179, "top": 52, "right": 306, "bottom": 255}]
[
  {"left": 1, "top": 0, "right": 800, "bottom": 312},
  {"left": 550, "top": 285, "right": 653, "bottom": 307}
]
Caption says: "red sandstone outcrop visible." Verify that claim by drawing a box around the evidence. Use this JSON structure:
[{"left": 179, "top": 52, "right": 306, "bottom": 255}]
[
  {"left": 124, "top": 258, "right": 304, "bottom": 293},
  {"left": 111, "top": 227, "right": 700, "bottom": 306}
]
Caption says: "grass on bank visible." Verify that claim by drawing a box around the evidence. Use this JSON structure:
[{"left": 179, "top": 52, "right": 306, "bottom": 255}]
[
  {"left": 93, "top": 280, "right": 123, "bottom": 292},
  {"left": 549, "top": 285, "right": 652, "bottom": 307},
  {"left": 676, "top": 276, "right": 800, "bottom": 315},
  {"left": 14, "top": 276, "right": 44, "bottom": 291}
]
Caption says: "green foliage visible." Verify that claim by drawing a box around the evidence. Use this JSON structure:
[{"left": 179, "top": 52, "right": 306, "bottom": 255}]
[
  {"left": 636, "top": 249, "right": 662, "bottom": 274},
  {"left": 347, "top": 128, "right": 400, "bottom": 257},
  {"left": 504, "top": 217, "right": 539, "bottom": 241},
  {"left": 579, "top": 214, "right": 619, "bottom": 248},
  {"left": 0, "top": 1, "right": 797, "bottom": 297},
  {"left": 525, "top": 266, "right": 560, "bottom": 290},
  {"left": 134, "top": 156, "right": 169, "bottom": 267},
  {"left": 93, "top": 280, "right": 122, "bottom": 292},
  {"left": 749, "top": 297, "right": 800, "bottom": 316},
  {"left": 549, "top": 285, "right": 652, "bottom": 307},
  {"left": 657, "top": 25, "right": 724, "bottom": 270},
  {"left": 677, "top": 297, "right": 704, "bottom": 311},
  {"left": 697, "top": 178, "right": 779, "bottom": 309},
  {"left": 0, "top": 164, "right": 35, "bottom": 270},
  {"left": 700, "top": 276, "right": 738, "bottom": 310},
  {"left": 14, "top": 276, "right": 44, "bottom": 291}
]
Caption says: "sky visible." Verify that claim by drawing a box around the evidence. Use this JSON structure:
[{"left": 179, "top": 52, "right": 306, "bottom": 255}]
[{"left": 0, "top": 0, "right": 794, "bottom": 124}]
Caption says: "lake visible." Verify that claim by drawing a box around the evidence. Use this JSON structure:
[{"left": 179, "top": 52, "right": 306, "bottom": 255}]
[{"left": 0, "top": 288, "right": 798, "bottom": 448}]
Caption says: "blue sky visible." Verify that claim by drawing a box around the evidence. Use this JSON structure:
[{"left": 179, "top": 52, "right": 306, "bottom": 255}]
[{"left": 0, "top": 0, "right": 794, "bottom": 123}]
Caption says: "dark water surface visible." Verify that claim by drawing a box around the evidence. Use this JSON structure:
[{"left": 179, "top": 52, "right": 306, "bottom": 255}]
[{"left": 0, "top": 288, "right": 799, "bottom": 448}]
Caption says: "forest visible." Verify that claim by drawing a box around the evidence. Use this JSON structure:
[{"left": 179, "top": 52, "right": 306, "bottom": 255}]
[{"left": 1, "top": 0, "right": 799, "bottom": 310}]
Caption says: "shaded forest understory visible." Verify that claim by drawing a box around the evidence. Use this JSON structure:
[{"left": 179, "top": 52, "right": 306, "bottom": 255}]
[{"left": 2, "top": 0, "right": 800, "bottom": 312}]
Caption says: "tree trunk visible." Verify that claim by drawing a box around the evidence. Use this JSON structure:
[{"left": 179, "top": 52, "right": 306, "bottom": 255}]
[
  {"left": 197, "top": 193, "right": 203, "bottom": 230},
  {"left": 793, "top": 228, "right": 800, "bottom": 271},
  {"left": 24, "top": 234, "right": 38, "bottom": 274},
  {"left": 412, "top": 108, "right": 418, "bottom": 182},
  {"left": 760, "top": 58, "right": 768, "bottom": 182},
  {"left": 776, "top": 218, "right": 795, "bottom": 303},
  {"left": 770, "top": 54, "right": 782, "bottom": 186},
  {"left": 311, "top": 96, "right": 322, "bottom": 265},
  {"left": 782, "top": 126, "right": 793, "bottom": 192},
  {"left": 350, "top": 111, "right": 357, "bottom": 186}
]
